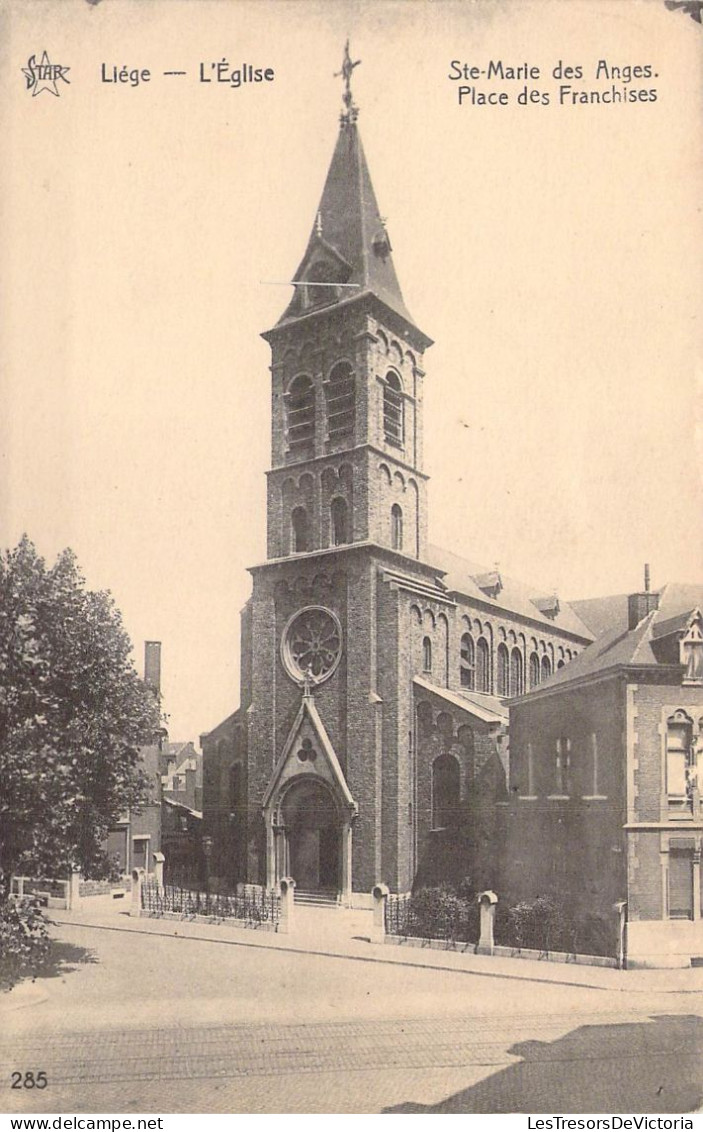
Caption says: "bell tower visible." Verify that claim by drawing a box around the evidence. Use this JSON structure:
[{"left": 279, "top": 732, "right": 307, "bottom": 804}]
[{"left": 262, "top": 45, "right": 433, "bottom": 563}]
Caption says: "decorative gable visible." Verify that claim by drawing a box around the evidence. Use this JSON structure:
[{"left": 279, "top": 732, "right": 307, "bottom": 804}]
[{"left": 261, "top": 691, "right": 357, "bottom": 816}]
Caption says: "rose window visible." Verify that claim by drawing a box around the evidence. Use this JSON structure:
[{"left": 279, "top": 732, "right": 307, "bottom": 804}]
[{"left": 281, "top": 606, "right": 342, "bottom": 685}]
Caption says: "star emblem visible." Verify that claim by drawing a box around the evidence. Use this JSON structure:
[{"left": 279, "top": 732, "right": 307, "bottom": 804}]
[{"left": 22, "top": 51, "right": 70, "bottom": 97}]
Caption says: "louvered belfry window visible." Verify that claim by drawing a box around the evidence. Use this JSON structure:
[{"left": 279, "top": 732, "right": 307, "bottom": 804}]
[
  {"left": 326, "top": 362, "right": 355, "bottom": 442},
  {"left": 383, "top": 372, "right": 404, "bottom": 447},
  {"left": 287, "top": 375, "right": 315, "bottom": 454}
]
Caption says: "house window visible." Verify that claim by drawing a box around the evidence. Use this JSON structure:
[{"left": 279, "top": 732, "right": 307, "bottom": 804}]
[
  {"left": 132, "top": 837, "right": 149, "bottom": 871},
  {"left": 291, "top": 507, "right": 311, "bottom": 553},
  {"left": 383, "top": 372, "right": 404, "bottom": 447},
  {"left": 529, "top": 652, "right": 540, "bottom": 689},
  {"left": 422, "top": 636, "right": 432, "bottom": 673},
  {"left": 432, "top": 754, "right": 460, "bottom": 829},
  {"left": 541, "top": 655, "right": 552, "bottom": 682},
  {"left": 555, "top": 737, "right": 571, "bottom": 795},
  {"left": 668, "top": 850, "right": 694, "bottom": 920},
  {"left": 460, "top": 633, "right": 475, "bottom": 689},
  {"left": 325, "top": 361, "right": 355, "bottom": 441},
  {"left": 330, "top": 497, "right": 349, "bottom": 546},
  {"left": 391, "top": 503, "right": 403, "bottom": 550},
  {"left": 286, "top": 375, "right": 315, "bottom": 453},
  {"left": 510, "top": 648, "right": 524, "bottom": 697},
  {"left": 666, "top": 711, "right": 693, "bottom": 814},
  {"left": 681, "top": 615, "right": 703, "bottom": 683},
  {"left": 497, "top": 644, "right": 509, "bottom": 697},
  {"left": 476, "top": 637, "right": 490, "bottom": 693}
]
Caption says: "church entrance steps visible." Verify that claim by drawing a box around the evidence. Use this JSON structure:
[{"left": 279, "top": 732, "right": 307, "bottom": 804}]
[{"left": 294, "top": 889, "right": 341, "bottom": 908}]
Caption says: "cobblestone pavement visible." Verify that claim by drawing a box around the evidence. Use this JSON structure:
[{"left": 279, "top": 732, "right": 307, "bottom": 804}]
[{"left": 1, "top": 920, "right": 701, "bottom": 1114}]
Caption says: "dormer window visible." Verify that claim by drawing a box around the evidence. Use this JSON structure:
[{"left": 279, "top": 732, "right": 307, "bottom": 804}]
[
  {"left": 681, "top": 614, "right": 703, "bottom": 683},
  {"left": 305, "top": 258, "right": 339, "bottom": 308}
]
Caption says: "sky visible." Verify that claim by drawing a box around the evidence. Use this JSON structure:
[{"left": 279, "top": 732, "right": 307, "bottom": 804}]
[{"left": 2, "top": 0, "right": 702, "bottom": 742}]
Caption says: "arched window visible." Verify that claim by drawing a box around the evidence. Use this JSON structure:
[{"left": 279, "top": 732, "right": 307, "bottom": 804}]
[
  {"left": 667, "top": 710, "right": 693, "bottom": 814},
  {"left": 391, "top": 503, "right": 403, "bottom": 550},
  {"left": 422, "top": 636, "right": 432, "bottom": 673},
  {"left": 529, "top": 652, "right": 540, "bottom": 689},
  {"left": 325, "top": 361, "right": 355, "bottom": 441},
  {"left": 541, "top": 655, "right": 552, "bottom": 681},
  {"left": 557, "top": 660, "right": 565, "bottom": 671},
  {"left": 497, "top": 643, "right": 509, "bottom": 697},
  {"left": 330, "top": 497, "right": 349, "bottom": 546},
  {"left": 476, "top": 637, "right": 490, "bottom": 692},
  {"left": 286, "top": 376, "right": 315, "bottom": 454},
  {"left": 432, "top": 754, "right": 460, "bottom": 829},
  {"left": 460, "top": 633, "right": 475, "bottom": 689},
  {"left": 383, "top": 372, "right": 404, "bottom": 447},
  {"left": 291, "top": 507, "right": 311, "bottom": 553},
  {"left": 510, "top": 648, "right": 524, "bottom": 696}
]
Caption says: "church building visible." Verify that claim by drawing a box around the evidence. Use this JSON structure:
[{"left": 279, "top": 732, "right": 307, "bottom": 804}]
[{"left": 201, "top": 55, "right": 594, "bottom": 905}]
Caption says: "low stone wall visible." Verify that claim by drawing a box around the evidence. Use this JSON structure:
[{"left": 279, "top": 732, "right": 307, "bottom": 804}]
[
  {"left": 79, "top": 878, "right": 131, "bottom": 897},
  {"left": 384, "top": 933, "right": 617, "bottom": 969},
  {"left": 142, "top": 909, "right": 277, "bottom": 932}
]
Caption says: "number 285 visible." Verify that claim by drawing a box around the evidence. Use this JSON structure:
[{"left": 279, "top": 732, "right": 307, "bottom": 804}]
[{"left": 11, "top": 1071, "right": 48, "bottom": 1089}]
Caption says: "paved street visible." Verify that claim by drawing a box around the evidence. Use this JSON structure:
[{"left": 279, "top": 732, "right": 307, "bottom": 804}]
[{"left": 1, "top": 912, "right": 702, "bottom": 1114}]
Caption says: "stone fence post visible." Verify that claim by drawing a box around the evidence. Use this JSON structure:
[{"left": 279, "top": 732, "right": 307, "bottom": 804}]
[
  {"left": 130, "top": 868, "right": 145, "bottom": 918},
  {"left": 278, "top": 876, "right": 295, "bottom": 934},
  {"left": 371, "top": 883, "right": 389, "bottom": 944},
  {"left": 153, "top": 852, "right": 165, "bottom": 888},
  {"left": 614, "top": 900, "right": 627, "bottom": 970},
  {"left": 476, "top": 890, "right": 498, "bottom": 954},
  {"left": 68, "top": 871, "right": 82, "bottom": 911}
]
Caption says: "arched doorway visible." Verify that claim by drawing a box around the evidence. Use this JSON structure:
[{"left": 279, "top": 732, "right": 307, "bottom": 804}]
[{"left": 281, "top": 778, "right": 341, "bottom": 894}]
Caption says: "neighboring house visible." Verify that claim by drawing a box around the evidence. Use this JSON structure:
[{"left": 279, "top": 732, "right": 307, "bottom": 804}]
[
  {"left": 201, "top": 81, "right": 593, "bottom": 905},
  {"left": 160, "top": 741, "right": 203, "bottom": 884},
  {"left": 104, "top": 641, "right": 163, "bottom": 876},
  {"left": 506, "top": 581, "right": 703, "bottom": 967}
]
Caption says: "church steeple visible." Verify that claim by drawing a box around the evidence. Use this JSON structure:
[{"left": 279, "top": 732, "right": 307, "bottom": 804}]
[
  {"left": 276, "top": 45, "right": 420, "bottom": 332},
  {"left": 262, "top": 49, "right": 432, "bottom": 563}
]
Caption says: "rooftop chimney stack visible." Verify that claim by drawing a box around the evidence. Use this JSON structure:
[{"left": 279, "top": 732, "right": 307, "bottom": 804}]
[
  {"left": 144, "top": 641, "right": 161, "bottom": 695},
  {"left": 628, "top": 568, "right": 659, "bottom": 630}
]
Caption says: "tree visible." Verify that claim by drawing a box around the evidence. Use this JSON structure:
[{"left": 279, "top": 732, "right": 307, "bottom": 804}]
[{"left": 0, "top": 536, "right": 162, "bottom": 893}]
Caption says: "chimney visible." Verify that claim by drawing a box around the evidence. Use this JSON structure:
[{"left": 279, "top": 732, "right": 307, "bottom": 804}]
[
  {"left": 144, "top": 641, "right": 161, "bottom": 695},
  {"left": 628, "top": 567, "right": 659, "bottom": 630}
]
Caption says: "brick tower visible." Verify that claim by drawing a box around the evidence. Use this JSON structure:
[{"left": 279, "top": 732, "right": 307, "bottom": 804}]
[{"left": 242, "top": 48, "right": 436, "bottom": 901}]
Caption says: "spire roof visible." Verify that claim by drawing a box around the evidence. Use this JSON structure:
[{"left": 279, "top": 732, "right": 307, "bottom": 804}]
[{"left": 276, "top": 114, "right": 419, "bottom": 332}]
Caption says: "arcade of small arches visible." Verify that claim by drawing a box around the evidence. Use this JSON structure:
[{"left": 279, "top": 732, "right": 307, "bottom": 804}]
[
  {"left": 411, "top": 605, "right": 579, "bottom": 698},
  {"left": 277, "top": 458, "right": 420, "bottom": 557}
]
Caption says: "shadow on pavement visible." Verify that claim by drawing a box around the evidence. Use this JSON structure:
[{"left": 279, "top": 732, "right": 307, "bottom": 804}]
[
  {"left": 32, "top": 939, "right": 100, "bottom": 982},
  {"left": 384, "top": 1014, "right": 703, "bottom": 1114}
]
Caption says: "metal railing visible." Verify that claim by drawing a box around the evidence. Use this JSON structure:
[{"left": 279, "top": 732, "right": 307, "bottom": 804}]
[
  {"left": 141, "top": 880, "right": 279, "bottom": 929},
  {"left": 385, "top": 891, "right": 480, "bottom": 946}
]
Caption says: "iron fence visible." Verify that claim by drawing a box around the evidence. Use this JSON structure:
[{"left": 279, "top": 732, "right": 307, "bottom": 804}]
[
  {"left": 141, "top": 880, "right": 279, "bottom": 929},
  {"left": 385, "top": 891, "right": 480, "bottom": 946}
]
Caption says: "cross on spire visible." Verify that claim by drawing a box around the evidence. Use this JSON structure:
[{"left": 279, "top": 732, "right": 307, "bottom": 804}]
[{"left": 335, "top": 39, "right": 361, "bottom": 124}]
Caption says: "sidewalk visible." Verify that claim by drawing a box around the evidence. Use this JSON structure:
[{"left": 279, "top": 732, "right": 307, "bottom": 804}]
[{"left": 42, "top": 895, "right": 703, "bottom": 996}]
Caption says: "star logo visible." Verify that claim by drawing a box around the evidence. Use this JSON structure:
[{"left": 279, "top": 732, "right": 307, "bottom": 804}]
[{"left": 21, "top": 51, "right": 71, "bottom": 97}]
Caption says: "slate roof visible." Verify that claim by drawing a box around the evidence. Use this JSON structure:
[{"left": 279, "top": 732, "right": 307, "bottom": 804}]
[
  {"left": 275, "top": 118, "right": 427, "bottom": 337},
  {"left": 428, "top": 544, "right": 593, "bottom": 640},
  {"left": 413, "top": 676, "right": 508, "bottom": 724},
  {"left": 513, "top": 582, "right": 703, "bottom": 696}
]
